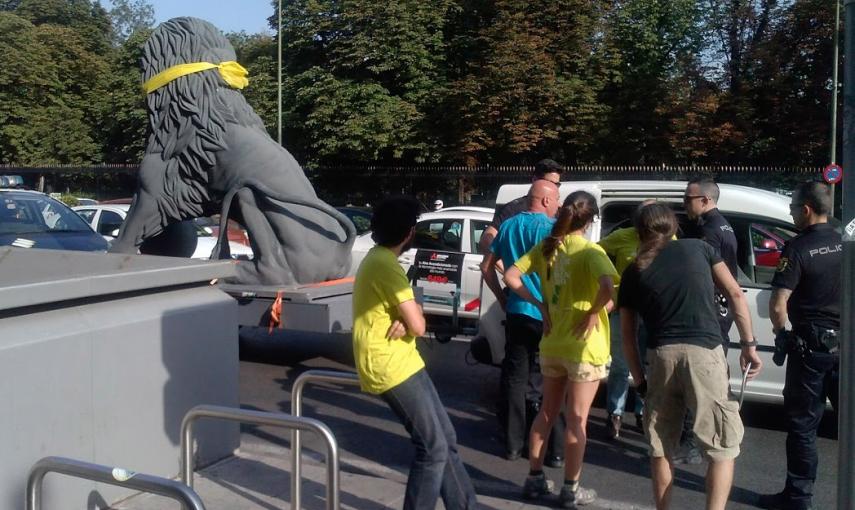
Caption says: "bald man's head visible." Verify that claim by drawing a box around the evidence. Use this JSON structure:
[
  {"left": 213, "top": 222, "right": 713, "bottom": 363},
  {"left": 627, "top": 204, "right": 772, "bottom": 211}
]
[{"left": 528, "top": 179, "right": 561, "bottom": 217}]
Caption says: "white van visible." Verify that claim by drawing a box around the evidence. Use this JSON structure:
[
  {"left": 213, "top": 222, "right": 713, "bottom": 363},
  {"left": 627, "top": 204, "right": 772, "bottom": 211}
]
[{"left": 476, "top": 180, "right": 796, "bottom": 404}]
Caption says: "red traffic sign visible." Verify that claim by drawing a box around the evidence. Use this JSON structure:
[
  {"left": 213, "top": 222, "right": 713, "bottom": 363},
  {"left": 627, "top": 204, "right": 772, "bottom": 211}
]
[{"left": 823, "top": 164, "right": 843, "bottom": 184}]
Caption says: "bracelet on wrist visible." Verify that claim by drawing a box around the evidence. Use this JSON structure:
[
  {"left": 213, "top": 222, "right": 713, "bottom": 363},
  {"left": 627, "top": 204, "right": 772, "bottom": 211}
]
[{"left": 739, "top": 338, "right": 758, "bottom": 347}]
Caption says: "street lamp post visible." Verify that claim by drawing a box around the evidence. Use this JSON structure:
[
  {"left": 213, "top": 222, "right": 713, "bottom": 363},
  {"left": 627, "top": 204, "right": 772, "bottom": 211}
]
[
  {"left": 839, "top": 1, "right": 855, "bottom": 508},
  {"left": 277, "top": 0, "right": 282, "bottom": 146},
  {"left": 831, "top": 0, "right": 841, "bottom": 211}
]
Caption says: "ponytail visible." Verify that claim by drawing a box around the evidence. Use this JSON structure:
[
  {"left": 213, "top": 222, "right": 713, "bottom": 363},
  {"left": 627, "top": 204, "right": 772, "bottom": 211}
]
[
  {"left": 542, "top": 191, "right": 599, "bottom": 276},
  {"left": 633, "top": 203, "right": 677, "bottom": 270}
]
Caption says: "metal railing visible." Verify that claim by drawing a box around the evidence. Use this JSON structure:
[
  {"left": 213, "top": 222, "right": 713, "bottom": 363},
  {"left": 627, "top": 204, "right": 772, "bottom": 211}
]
[
  {"left": 290, "top": 370, "right": 360, "bottom": 510},
  {"left": 180, "top": 404, "right": 340, "bottom": 510},
  {"left": 26, "top": 456, "right": 206, "bottom": 510}
]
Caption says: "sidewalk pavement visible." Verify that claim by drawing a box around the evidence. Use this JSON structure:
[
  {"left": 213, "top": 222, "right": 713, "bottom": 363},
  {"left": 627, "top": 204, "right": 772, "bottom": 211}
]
[{"left": 116, "top": 434, "right": 559, "bottom": 510}]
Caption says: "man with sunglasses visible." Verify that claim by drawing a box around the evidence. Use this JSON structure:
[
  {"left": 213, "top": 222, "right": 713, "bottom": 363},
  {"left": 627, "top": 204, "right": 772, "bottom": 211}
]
[
  {"left": 679, "top": 176, "right": 739, "bottom": 465},
  {"left": 758, "top": 181, "right": 840, "bottom": 510}
]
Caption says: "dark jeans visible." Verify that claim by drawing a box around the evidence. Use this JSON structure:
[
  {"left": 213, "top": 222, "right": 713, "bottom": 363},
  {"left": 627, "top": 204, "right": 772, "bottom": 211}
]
[
  {"left": 381, "top": 369, "right": 478, "bottom": 510},
  {"left": 499, "top": 314, "right": 563, "bottom": 456},
  {"left": 782, "top": 351, "right": 839, "bottom": 509}
]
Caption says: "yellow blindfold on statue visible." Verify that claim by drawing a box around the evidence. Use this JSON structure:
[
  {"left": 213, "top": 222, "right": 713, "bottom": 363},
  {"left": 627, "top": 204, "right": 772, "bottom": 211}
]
[{"left": 142, "top": 61, "right": 249, "bottom": 94}]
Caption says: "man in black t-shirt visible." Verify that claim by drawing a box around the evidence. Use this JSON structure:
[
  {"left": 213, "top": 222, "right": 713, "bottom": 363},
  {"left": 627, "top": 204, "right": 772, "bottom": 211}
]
[
  {"left": 477, "top": 158, "right": 564, "bottom": 466},
  {"left": 619, "top": 203, "right": 761, "bottom": 510},
  {"left": 478, "top": 159, "right": 563, "bottom": 257},
  {"left": 758, "top": 182, "right": 841, "bottom": 510}
]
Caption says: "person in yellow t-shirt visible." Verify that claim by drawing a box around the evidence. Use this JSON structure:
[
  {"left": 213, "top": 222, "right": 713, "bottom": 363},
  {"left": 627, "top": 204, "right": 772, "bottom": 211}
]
[
  {"left": 598, "top": 199, "right": 656, "bottom": 440},
  {"left": 504, "top": 191, "right": 618, "bottom": 508},
  {"left": 352, "top": 196, "right": 477, "bottom": 510}
]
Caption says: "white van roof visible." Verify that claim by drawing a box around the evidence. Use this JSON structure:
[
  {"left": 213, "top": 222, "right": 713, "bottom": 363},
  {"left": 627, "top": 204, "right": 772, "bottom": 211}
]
[{"left": 495, "top": 180, "right": 791, "bottom": 221}]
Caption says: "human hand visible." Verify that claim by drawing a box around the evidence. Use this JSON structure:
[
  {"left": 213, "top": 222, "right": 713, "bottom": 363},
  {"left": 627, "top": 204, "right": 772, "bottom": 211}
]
[
  {"left": 540, "top": 305, "right": 552, "bottom": 336},
  {"left": 572, "top": 311, "right": 599, "bottom": 340},
  {"left": 740, "top": 347, "right": 763, "bottom": 380},
  {"left": 386, "top": 320, "right": 407, "bottom": 340}
]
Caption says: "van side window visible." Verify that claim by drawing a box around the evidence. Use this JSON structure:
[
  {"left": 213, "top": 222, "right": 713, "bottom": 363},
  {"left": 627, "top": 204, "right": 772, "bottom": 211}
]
[
  {"left": 725, "top": 216, "right": 796, "bottom": 286},
  {"left": 600, "top": 202, "right": 639, "bottom": 236}
]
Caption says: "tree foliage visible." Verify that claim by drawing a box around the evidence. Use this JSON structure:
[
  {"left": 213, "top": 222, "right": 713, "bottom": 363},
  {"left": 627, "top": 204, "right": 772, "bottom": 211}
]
[{"left": 0, "top": 0, "right": 845, "bottom": 168}]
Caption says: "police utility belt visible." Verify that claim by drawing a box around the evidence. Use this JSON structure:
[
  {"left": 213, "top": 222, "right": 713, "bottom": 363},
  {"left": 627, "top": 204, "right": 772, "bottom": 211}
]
[{"left": 773, "top": 325, "right": 840, "bottom": 366}]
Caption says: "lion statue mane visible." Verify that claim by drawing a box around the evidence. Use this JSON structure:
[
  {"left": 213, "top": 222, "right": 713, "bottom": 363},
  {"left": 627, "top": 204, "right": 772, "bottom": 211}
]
[{"left": 109, "top": 17, "right": 355, "bottom": 285}]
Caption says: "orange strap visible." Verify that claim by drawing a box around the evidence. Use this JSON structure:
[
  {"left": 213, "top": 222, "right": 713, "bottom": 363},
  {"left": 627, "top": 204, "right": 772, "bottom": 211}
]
[{"left": 268, "top": 291, "right": 284, "bottom": 333}]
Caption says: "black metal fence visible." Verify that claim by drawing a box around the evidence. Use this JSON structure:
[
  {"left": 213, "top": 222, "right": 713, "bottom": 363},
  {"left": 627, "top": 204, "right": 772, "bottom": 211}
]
[{"left": 0, "top": 164, "right": 823, "bottom": 209}]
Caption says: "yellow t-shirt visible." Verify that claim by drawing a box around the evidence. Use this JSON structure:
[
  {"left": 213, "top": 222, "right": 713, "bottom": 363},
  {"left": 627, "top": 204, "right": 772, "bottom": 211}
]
[
  {"left": 514, "top": 234, "right": 619, "bottom": 365},
  {"left": 352, "top": 245, "right": 425, "bottom": 394},
  {"left": 598, "top": 227, "right": 639, "bottom": 277}
]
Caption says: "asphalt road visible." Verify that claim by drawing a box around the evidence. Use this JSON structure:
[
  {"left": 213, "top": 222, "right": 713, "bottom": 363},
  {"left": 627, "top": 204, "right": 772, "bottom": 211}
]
[{"left": 237, "top": 328, "right": 839, "bottom": 510}]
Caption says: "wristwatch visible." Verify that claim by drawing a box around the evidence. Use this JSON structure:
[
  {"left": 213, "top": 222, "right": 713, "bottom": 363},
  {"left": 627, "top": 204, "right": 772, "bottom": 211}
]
[{"left": 739, "top": 338, "right": 758, "bottom": 347}]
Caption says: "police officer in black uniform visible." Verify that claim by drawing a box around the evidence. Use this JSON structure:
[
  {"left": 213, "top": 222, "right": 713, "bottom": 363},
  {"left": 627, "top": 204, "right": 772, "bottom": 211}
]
[
  {"left": 758, "top": 181, "right": 841, "bottom": 510},
  {"left": 683, "top": 177, "right": 740, "bottom": 348},
  {"left": 678, "top": 176, "right": 740, "bottom": 464}
]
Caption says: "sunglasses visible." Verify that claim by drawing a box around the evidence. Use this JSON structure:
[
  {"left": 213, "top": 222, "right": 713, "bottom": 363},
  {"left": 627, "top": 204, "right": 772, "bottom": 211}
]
[{"left": 683, "top": 195, "right": 705, "bottom": 203}]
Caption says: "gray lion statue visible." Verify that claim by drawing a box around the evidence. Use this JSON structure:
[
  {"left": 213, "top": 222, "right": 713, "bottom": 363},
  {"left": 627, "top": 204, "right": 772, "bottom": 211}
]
[{"left": 109, "top": 17, "right": 355, "bottom": 285}]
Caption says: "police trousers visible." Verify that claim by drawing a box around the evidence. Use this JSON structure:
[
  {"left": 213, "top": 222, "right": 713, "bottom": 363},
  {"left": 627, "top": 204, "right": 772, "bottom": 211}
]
[{"left": 783, "top": 350, "right": 839, "bottom": 509}]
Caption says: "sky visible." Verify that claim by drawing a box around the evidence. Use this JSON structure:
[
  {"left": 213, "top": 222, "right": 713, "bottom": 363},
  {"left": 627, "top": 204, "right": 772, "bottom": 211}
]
[{"left": 103, "top": 0, "right": 276, "bottom": 35}]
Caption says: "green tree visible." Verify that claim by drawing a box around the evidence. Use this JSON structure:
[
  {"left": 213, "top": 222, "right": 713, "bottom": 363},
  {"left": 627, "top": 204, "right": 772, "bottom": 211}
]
[
  {"left": 228, "top": 32, "right": 279, "bottom": 138},
  {"left": 277, "top": 0, "right": 453, "bottom": 164},
  {"left": 440, "top": 0, "right": 611, "bottom": 164},
  {"left": 15, "top": 0, "right": 114, "bottom": 54},
  {"left": 108, "top": 0, "right": 154, "bottom": 43},
  {"left": 99, "top": 28, "right": 151, "bottom": 163},
  {"left": 597, "top": 0, "right": 703, "bottom": 164},
  {"left": 745, "top": 0, "right": 839, "bottom": 165},
  {"left": 0, "top": 12, "right": 104, "bottom": 164}
]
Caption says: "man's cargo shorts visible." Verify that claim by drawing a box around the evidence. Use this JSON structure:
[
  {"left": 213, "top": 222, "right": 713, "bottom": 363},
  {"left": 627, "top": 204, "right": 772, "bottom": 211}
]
[{"left": 644, "top": 343, "right": 744, "bottom": 461}]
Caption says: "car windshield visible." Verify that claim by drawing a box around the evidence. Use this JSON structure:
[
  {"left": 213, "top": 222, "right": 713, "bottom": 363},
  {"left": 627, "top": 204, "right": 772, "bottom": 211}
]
[{"left": 0, "top": 195, "right": 93, "bottom": 234}]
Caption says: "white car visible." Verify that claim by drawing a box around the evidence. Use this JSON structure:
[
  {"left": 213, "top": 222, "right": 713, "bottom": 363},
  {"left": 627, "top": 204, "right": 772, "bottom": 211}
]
[
  {"left": 476, "top": 180, "right": 803, "bottom": 404},
  {"left": 350, "top": 207, "right": 494, "bottom": 320},
  {"left": 73, "top": 204, "right": 253, "bottom": 260}
]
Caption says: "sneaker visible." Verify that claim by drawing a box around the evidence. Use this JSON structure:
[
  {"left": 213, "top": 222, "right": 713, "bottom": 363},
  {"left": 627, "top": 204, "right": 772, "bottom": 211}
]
[
  {"left": 558, "top": 484, "right": 597, "bottom": 508},
  {"left": 606, "top": 414, "right": 621, "bottom": 440},
  {"left": 522, "top": 473, "right": 554, "bottom": 499}
]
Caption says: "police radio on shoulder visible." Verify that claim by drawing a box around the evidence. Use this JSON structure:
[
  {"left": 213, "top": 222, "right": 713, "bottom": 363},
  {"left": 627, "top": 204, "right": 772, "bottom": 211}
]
[{"left": 739, "top": 338, "right": 758, "bottom": 347}]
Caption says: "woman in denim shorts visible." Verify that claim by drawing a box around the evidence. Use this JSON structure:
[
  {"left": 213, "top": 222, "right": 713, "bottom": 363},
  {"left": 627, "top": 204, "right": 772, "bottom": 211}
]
[{"left": 504, "top": 190, "right": 618, "bottom": 509}]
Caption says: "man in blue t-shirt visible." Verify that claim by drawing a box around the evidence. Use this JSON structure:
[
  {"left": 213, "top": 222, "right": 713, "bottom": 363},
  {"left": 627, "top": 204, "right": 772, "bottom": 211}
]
[{"left": 481, "top": 179, "right": 562, "bottom": 461}]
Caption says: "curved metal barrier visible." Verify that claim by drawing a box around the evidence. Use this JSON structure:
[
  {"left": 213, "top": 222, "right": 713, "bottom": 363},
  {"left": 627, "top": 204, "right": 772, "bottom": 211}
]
[
  {"left": 290, "top": 370, "right": 360, "bottom": 510},
  {"left": 181, "top": 404, "right": 340, "bottom": 510},
  {"left": 26, "top": 456, "right": 206, "bottom": 510}
]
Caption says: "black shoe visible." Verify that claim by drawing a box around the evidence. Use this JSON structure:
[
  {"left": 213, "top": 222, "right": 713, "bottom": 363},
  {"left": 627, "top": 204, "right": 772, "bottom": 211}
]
[
  {"left": 672, "top": 445, "right": 702, "bottom": 465},
  {"left": 757, "top": 491, "right": 812, "bottom": 510},
  {"left": 504, "top": 449, "right": 522, "bottom": 461},
  {"left": 544, "top": 455, "right": 565, "bottom": 468},
  {"left": 606, "top": 414, "right": 621, "bottom": 440}
]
